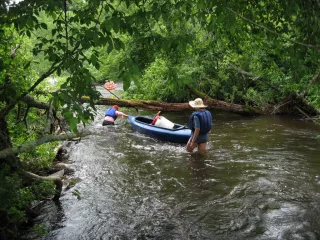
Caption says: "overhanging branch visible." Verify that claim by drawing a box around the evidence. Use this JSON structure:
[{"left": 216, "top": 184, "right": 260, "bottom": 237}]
[
  {"left": 227, "top": 7, "right": 320, "bottom": 50},
  {"left": 20, "top": 95, "right": 50, "bottom": 110},
  {"left": 0, "top": 131, "right": 91, "bottom": 160},
  {"left": 22, "top": 169, "right": 64, "bottom": 200}
]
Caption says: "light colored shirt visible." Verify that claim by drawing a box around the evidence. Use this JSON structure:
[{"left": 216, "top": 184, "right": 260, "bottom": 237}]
[{"left": 193, "top": 115, "right": 200, "bottom": 129}]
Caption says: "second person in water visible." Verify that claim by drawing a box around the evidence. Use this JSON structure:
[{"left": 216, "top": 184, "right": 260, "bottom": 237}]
[
  {"left": 103, "top": 105, "right": 128, "bottom": 126},
  {"left": 186, "top": 98, "right": 212, "bottom": 153}
]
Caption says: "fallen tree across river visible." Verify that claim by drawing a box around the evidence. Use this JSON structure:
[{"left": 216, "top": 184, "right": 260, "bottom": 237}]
[
  {"left": 80, "top": 96, "right": 261, "bottom": 116},
  {"left": 83, "top": 85, "right": 319, "bottom": 117}
]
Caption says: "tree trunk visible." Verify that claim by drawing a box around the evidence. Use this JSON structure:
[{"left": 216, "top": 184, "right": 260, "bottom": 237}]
[
  {"left": 81, "top": 93, "right": 319, "bottom": 117},
  {"left": 80, "top": 96, "right": 261, "bottom": 116},
  {"left": 186, "top": 86, "right": 263, "bottom": 115},
  {"left": 0, "top": 118, "right": 18, "bottom": 167},
  {"left": 273, "top": 93, "right": 320, "bottom": 116}
]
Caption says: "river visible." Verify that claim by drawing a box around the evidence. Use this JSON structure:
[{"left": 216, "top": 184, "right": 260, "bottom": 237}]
[{"left": 25, "top": 106, "right": 320, "bottom": 240}]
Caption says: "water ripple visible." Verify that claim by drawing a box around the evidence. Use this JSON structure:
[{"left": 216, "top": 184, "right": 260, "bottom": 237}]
[{"left": 26, "top": 110, "right": 320, "bottom": 240}]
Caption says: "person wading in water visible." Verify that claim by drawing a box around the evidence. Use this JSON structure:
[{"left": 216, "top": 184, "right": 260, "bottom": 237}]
[
  {"left": 186, "top": 98, "right": 212, "bottom": 154},
  {"left": 102, "top": 105, "right": 128, "bottom": 126}
]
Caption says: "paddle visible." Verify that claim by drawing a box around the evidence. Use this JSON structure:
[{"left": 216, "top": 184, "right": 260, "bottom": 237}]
[{"left": 151, "top": 111, "right": 161, "bottom": 125}]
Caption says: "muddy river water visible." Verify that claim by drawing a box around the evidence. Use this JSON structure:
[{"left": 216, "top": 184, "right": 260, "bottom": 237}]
[{"left": 29, "top": 106, "right": 320, "bottom": 240}]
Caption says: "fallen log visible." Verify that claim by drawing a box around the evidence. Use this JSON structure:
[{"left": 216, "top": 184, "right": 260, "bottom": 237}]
[
  {"left": 186, "top": 85, "right": 320, "bottom": 117},
  {"left": 185, "top": 85, "right": 262, "bottom": 115},
  {"left": 272, "top": 93, "right": 320, "bottom": 116},
  {"left": 80, "top": 96, "right": 261, "bottom": 116}
]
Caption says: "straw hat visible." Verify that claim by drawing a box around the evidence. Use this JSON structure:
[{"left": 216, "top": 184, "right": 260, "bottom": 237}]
[{"left": 189, "top": 98, "right": 207, "bottom": 108}]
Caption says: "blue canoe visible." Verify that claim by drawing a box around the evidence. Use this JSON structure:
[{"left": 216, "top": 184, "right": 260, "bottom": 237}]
[{"left": 127, "top": 116, "right": 191, "bottom": 143}]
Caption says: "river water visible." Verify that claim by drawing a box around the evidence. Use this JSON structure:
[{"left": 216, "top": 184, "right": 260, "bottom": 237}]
[{"left": 28, "top": 107, "right": 320, "bottom": 240}]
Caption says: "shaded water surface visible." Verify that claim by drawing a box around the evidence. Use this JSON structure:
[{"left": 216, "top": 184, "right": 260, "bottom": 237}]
[{"left": 31, "top": 108, "right": 320, "bottom": 240}]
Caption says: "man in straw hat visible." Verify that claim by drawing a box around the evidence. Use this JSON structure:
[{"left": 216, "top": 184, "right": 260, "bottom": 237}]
[
  {"left": 102, "top": 105, "right": 128, "bottom": 126},
  {"left": 186, "top": 98, "right": 212, "bottom": 153}
]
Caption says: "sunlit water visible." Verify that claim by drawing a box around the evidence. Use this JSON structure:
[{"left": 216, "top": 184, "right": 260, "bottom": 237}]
[{"left": 26, "top": 107, "right": 320, "bottom": 240}]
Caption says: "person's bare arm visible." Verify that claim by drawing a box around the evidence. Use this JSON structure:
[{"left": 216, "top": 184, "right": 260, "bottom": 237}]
[
  {"left": 116, "top": 111, "right": 128, "bottom": 118},
  {"left": 191, "top": 128, "right": 200, "bottom": 145},
  {"left": 186, "top": 128, "right": 200, "bottom": 152}
]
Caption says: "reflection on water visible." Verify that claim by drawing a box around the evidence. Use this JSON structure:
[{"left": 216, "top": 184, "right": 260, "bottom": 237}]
[{"left": 25, "top": 108, "right": 320, "bottom": 240}]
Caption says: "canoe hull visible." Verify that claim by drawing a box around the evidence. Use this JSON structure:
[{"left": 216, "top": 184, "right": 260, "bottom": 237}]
[{"left": 128, "top": 116, "right": 191, "bottom": 143}]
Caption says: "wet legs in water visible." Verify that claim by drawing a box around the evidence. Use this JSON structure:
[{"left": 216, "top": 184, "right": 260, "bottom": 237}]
[{"left": 186, "top": 138, "right": 207, "bottom": 155}]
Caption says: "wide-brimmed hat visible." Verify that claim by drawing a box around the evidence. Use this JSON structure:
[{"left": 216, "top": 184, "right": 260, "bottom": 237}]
[{"left": 189, "top": 98, "right": 207, "bottom": 108}]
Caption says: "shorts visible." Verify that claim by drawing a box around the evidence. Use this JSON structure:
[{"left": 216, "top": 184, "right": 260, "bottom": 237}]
[
  {"left": 190, "top": 133, "right": 208, "bottom": 144},
  {"left": 102, "top": 120, "right": 115, "bottom": 126}
]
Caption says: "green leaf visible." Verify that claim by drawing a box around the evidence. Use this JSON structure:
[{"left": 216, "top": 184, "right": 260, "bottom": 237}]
[
  {"left": 27, "top": 17, "right": 33, "bottom": 27},
  {"left": 95, "top": 62, "right": 100, "bottom": 70},
  {"left": 32, "top": 48, "right": 38, "bottom": 56},
  {"left": 154, "top": 11, "right": 161, "bottom": 20},
  {"left": 57, "top": 68, "right": 62, "bottom": 76},
  {"left": 40, "top": 23, "right": 47, "bottom": 30},
  {"left": 72, "top": 190, "right": 81, "bottom": 200},
  {"left": 113, "top": 20, "right": 119, "bottom": 33},
  {"left": 90, "top": 54, "right": 97, "bottom": 65},
  {"left": 0, "top": 59, "right": 4, "bottom": 71},
  {"left": 93, "top": 34, "right": 99, "bottom": 44},
  {"left": 24, "top": 61, "right": 31, "bottom": 69},
  {"left": 68, "top": 117, "right": 78, "bottom": 133},
  {"left": 107, "top": 44, "right": 113, "bottom": 53},
  {"left": 123, "top": 73, "right": 131, "bottom": 91},
  {"left": 32, "top": 16, "right": 38, "bottom": 24},
  {"left": 114, "top": 39, "right": 120, "bottom": 51},
  {"left": 104, "top": 19, "right": 113, "bottom": 31}
]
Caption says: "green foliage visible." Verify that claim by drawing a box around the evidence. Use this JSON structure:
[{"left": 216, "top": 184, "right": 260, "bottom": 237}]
[
  {"left": 0, "top": 165, "right": 54, "bottom": 236},
  {"left": 32, "top": 180, "right": 56, "bottom": 198},
  {"left": 123, "top": 58, "right": 191, "bottom": 101},
  {"left": 19, "top": 142, "right": 58, "bottom": 171},
  {"left": 244, "top": 88, "right": 272, "bottom": 111},
  {"left": 33, "top": 224, "right": 49, "bottom": 237},
  {"left": 72, "top": 189, "right": 81, "bottom": 200}
]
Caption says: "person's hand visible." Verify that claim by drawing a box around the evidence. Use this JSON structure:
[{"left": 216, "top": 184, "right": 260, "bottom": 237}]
[
  {"left": 186, "top": 143, "right": 192, "bottom": 152},
  {"left": 186, "top": 139, "right": 196, "bottom": 152}
]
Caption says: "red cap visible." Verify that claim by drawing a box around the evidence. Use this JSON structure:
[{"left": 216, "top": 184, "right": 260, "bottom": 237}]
[{"left": 113, "top": 105, "right": 119, "bottom": 110}]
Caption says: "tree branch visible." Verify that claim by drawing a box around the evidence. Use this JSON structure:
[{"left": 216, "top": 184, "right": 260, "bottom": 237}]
[
  {"left": 20, "top": 95, "right": 50, "bottom": 110},
  {"left": 226, "top": 7, "right": 320, "bottom": 50},
  {"left": 22, "top": 106, "right": 30, "bottom": 129},
  {"left": 301, "top": 65, "right": 320, "bottom": 97},
  {"left": 22, "top": 169, "right": 64, "bottom": 201},
  {"left": 0, "top": 64, "right": 58, "bottom": 118},
  {"left": 44, "top": 104, "right": 53, "bottom": 134},
  {"left": 229, "top": 63, "right": 261, "bottom": 79},
  {"left": 0, "top": 131, "right": 91, "bottom": 160},
  {"left": 0, "top": 42, "right": 81, "bottom": 119}
]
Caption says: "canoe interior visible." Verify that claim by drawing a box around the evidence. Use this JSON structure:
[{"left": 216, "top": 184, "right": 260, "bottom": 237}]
[{"left": 135, "top": 116, "right": 188, "bottom": 130}]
